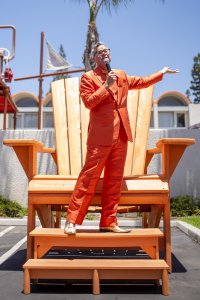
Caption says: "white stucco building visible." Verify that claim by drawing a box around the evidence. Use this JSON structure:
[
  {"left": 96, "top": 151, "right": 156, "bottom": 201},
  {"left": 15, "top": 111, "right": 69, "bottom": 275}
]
[{"left": 0, "top": 89, "right": 200, "bottom": 130}]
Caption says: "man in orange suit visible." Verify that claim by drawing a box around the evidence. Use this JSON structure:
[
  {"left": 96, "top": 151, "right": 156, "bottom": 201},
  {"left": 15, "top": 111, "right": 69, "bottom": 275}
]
[{"left": 64, "top": 42, "right": 179, "bottom": 234}]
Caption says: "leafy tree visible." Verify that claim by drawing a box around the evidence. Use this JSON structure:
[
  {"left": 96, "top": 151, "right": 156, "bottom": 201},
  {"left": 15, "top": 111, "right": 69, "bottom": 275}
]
[
  {"left": 190, "top": 53, "right": 200, "bottom": 104},
  {"left": 74, "top": 0, "right": 164, "bottom": 70},
  {"left": 185, "top": 89, "right": 191, "bottom": 100}
]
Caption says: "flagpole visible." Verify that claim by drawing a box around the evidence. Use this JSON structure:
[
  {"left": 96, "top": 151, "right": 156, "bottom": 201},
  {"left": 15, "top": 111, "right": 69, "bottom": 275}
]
[{"left": 38, "top": 31, "right": 44, "bottom": 129}]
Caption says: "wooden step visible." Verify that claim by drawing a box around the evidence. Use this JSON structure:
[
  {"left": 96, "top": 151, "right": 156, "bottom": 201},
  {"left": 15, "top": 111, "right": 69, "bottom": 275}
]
[
  {"left": 30, "top": 228, "right": 163, "bottom": 259},
  {"left": 23, "top": 258, "right": 169, "bottom": 295}
]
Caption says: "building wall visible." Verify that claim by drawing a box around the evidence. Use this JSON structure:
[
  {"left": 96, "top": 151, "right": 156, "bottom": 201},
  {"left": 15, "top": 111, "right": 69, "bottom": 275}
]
[
  {"left": 0, "top": 115, "right": 3, "bottom": 129},
  {"left": 0, "top": 128, "right": 199, "bottom": 207},
  {"left": 189, "top": 103, "right": 200, "bottom": 126}
]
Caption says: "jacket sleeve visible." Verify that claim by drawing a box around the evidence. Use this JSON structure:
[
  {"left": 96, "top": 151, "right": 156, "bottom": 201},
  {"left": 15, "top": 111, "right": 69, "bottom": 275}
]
[
  {"left": 80, "top": 73, "right": 110, "bottom": 110},
  {"left": 127, "top": 71, "right": 163, "bottom": 90}
]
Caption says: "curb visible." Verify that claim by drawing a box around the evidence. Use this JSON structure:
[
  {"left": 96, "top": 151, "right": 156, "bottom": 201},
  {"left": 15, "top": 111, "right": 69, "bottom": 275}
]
[
  {"left": 175, "top": 220, "right": 200, "bottom": 244},
  {"left": 0, "top": 218, "right": 199, "bottom": 244}
]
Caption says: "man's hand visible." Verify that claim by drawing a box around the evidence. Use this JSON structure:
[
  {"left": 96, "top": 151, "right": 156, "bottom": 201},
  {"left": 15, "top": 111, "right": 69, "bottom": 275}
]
[
  {"left": 161, "top": 67, "right": 180, "bottom": 74},
  {"left": 105, "top": 71, "right": 117, "bottom": 88}
]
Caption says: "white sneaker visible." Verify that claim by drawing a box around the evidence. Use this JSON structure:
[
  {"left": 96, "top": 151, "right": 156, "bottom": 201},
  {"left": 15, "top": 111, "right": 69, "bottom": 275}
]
[{"left": 64, "top": 221, "right": 76, "bottom": 235}]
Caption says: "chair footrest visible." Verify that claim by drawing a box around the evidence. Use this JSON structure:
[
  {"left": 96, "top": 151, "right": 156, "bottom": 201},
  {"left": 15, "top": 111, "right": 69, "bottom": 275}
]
[
  {"left": 30, "top": 227, "right": 163, "bottom": 238},
  {"left": 30, "top": 228, "right": 164, "bottom": 260},
  {"left": 23, "top": 258, "right": 169, "bottom": 295}
]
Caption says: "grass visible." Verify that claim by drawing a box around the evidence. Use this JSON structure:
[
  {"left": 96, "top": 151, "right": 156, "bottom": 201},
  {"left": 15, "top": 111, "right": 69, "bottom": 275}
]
[{"left": 180, "top": 216, "right": 200, "bottom": 229}]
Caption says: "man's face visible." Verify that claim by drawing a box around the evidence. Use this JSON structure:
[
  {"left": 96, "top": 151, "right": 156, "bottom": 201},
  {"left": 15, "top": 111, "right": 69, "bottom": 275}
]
[{"left": 94, "top": 44, "right": 111, "bottom": 69}]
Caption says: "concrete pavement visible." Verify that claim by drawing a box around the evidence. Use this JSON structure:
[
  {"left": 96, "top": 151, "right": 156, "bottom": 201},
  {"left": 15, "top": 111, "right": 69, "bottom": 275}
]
[{"left": 0, "top": 219, "right": 199, "bottom": 300}]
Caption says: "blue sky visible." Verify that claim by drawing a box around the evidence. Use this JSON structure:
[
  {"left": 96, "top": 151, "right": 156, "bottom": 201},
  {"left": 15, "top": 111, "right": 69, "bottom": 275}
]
[{"left": 1, "top": 0, "right": 200, "bottom": 99}]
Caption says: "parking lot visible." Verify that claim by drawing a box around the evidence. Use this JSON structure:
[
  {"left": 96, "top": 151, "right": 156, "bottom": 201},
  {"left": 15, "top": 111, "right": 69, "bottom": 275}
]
[{"left": 0, "top": 223, "right": 200, "bottom": 300}]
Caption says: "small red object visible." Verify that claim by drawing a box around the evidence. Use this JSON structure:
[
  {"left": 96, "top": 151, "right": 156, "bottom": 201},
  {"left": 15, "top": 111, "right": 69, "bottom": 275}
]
[{"left": 4, "top": 67, "right": 13, "bottom": 82}]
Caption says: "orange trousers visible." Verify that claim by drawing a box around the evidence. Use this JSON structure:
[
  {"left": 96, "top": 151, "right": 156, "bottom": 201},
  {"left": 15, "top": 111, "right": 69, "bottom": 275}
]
[{"left": 66, "top": 131, "right": 128, "bottom": 227}]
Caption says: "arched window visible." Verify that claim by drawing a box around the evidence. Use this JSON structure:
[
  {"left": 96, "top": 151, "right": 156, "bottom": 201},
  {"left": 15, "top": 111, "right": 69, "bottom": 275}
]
[
  {"left": 9, "top": 95, "right": 39, "bottom": 129},
  {"left": 158, "top": 96, "right": 187, "bottom": 107},
  {"left": 16, "top": 98, "right": 38, "bottom": 107},
  {"left": 157, "top": 93, "right": 189, "bottom": 128}
]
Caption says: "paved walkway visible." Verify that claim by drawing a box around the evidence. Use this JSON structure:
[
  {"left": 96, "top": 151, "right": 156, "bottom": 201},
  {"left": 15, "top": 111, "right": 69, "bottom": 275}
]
[{"left": 0, "top": 220, "right": 199, "bottom": 300}]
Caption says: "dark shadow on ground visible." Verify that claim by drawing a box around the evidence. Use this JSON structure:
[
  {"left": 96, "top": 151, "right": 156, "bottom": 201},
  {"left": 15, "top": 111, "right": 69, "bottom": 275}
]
[
  {"left": 0, "top": 248, "right": 186, "bottom": 273},
  {"left": 0, "top": 249, "right": 26, "bottom": 271},
  {"left": 30, "top": 280, "right": 163, "bottom": 295},
  {"left": 159, "top": 251, "right": 187, "bottom": 273},
  {"left": 171, "top": 253, "right": 187, "bottom": 273}
]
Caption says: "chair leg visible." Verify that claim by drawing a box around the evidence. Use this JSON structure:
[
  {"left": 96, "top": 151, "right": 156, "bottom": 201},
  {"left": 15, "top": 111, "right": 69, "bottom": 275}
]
[
  {"left": 163, "top": 202, "right": 172, "bottom": 271},
  {"left": 162, "top": 269, "right": 169, "bottom": 296},
  {"left": 142, "top": 212, "right": 148, "bottom": 227},
  {"left": 27, "top": 203, "right": 35, "bottom": 260},
  {"left": 55, "top": 211, "right": 61, "bottom": 228},
  {"left": 93, "top": 269, "right": 100, "bottom": 295},
  {"left": 23, "top": 268, "right": 30, "bottom": 294}
]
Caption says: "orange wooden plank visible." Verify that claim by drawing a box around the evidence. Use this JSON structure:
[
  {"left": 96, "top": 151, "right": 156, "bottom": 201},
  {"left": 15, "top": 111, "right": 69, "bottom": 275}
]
[
  {"left": 51, "top": 79, "right": 70, "bottom": 175},
  {"left": 23, "top": 258, "right": 169, "bottom": 270},
  {"left": 30, "top": 227, "right": 163, "bottom": 237},
  {"left": 28, "top": 179, "right": 169, "bottom": 193},
  {"left": 131, "top": 86, "right": 154, "bottom": 175},
  {"left": 124, "top": 90, "right": 139, "bottom": 175},
  {"left": 65, "top": 77, "right": 82, "bottom": 174}
]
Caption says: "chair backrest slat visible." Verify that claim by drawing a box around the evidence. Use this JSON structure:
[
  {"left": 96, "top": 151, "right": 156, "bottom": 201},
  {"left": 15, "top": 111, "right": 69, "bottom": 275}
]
[
  {"left": 124, "top": 90, "right": 139, "bottom": 175},
  {"left": 131, "top": 85, "right": 154, "bottom": 175},
  {"left": 51, "top": 78, "right": 154, "bottom": 176},
  {"left": 65, "top": 78, "right": 82, "bottom": 175},
  {"left": 51, "top": 79, "right": 70, "bottom": 175}
]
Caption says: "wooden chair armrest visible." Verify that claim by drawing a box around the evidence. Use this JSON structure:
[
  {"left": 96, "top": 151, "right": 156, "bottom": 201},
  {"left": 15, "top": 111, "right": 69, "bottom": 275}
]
[
  {"left": 3, "top": 139, "right": 55, "bottom": 153},
  {"left": 147, "top": 147, "right": 161, "bottom": 154},
  {"left": 155, "top": 138, "right": 196, "bottom": 179},
  {"left": 3, "top": 139, "right": 44, "bottom": 149},
  {"left": 144, "top": 148, "right": 161, "bottom": 172},
  {"left": 3, "top": 139, "right": 56, "bottom": 180},
  {"left": 145, "top": 138, "right": 196, "bottom": 176},
  {"left": 40, "top": 147, "right": 56, "bottom": 154},
  {"left": 156, "top": 138, "right": 196, "bottom": 149}
]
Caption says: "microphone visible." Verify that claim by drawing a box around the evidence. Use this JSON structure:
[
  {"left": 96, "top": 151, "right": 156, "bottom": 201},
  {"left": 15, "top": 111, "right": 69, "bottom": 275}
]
[{"left": 103, "top": 58, "right": 111, "bottom": 72}]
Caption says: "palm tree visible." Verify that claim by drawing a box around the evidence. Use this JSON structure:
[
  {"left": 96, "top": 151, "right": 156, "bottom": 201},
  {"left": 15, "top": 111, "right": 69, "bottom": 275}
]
[
  {"left": 75, "top": 1, "right": 135, "bottom": 70},
  {"left": 75, "top": 0, "right": 164, "bottom": 71}
]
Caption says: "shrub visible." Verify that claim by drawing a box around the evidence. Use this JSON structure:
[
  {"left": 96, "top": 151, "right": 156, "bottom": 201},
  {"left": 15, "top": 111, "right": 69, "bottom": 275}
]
[
  {"left": 194, "top": 208, "right": 200, "bottom": 216},
  {"left": 170, "top": 195, "right": 200, "bottom": 217},
  {"left": 0, "top": 195, "right": 27, "bottom": 218}
]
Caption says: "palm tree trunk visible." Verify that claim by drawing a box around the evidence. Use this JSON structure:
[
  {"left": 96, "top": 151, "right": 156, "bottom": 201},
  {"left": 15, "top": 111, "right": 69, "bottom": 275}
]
[
  {"left": 83, "top": 1, "right": 100, "bottom": 70},
  {"left": 83, "top": 21, "right": 99, "bottom": 70}
]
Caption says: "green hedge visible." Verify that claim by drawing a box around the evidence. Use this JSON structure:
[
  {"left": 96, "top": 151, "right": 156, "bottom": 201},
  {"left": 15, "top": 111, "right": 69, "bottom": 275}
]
[
  {"left": 170, "top": 195, "right": 200, "bottom": 217},
  {"left": 0, "top": 194, "right": 200, "bottom": 218},
  {"left": 0, "top": 195, "right": 27, "bottom": 218}
]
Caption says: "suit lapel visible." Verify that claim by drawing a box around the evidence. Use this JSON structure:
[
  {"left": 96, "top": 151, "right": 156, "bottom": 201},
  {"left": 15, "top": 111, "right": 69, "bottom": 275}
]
[
  {"left": 108, "top": 81, "right": 118, "bottom": 102},
  {"left": 87, "top": 69, "right": 122, "bottom": 104}
]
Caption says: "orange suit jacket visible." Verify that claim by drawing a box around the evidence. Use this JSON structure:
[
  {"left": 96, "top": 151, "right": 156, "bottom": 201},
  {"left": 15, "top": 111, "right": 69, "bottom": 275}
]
[{"left": 80, "top": 68, "right": 163, "bottom": 146}]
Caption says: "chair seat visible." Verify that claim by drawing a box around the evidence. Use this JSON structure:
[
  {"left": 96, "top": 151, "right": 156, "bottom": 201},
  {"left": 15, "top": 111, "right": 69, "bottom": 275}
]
[{"left": 29, "top": 177, "right": 169, "bottom": 194}]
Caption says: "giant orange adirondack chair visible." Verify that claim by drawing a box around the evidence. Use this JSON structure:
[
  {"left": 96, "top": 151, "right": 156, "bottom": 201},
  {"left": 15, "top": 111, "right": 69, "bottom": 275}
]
[{"left": 3, "top": 77, "right": 195, "bottom": 294}]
